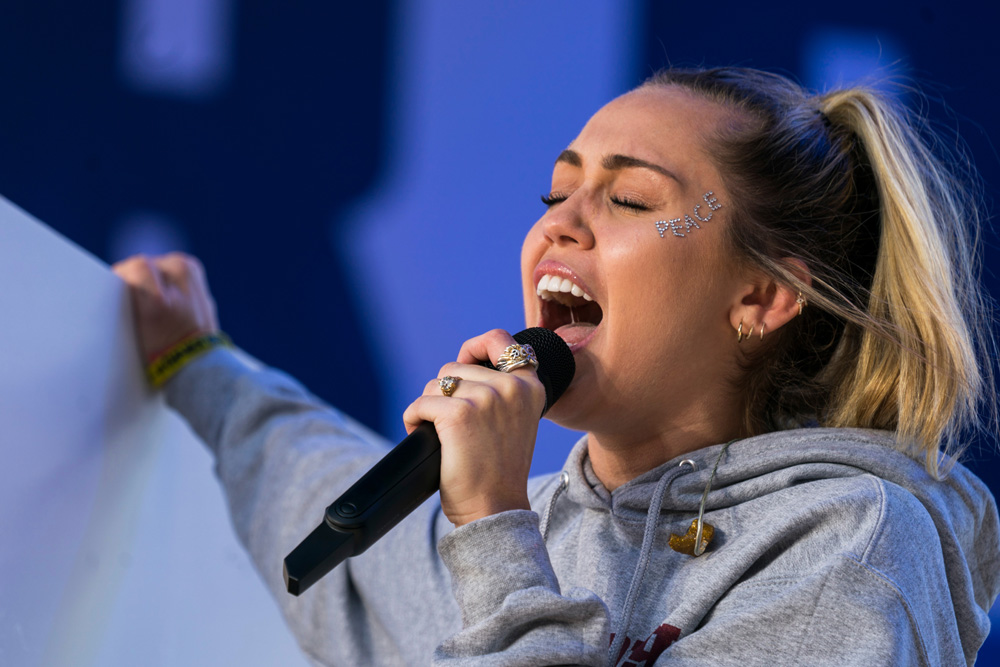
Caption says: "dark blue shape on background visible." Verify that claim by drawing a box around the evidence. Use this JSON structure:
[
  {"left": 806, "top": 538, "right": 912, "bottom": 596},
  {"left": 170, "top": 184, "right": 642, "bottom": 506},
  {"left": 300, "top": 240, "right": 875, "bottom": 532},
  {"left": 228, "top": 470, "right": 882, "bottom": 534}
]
[{"left": 0, "top": 0, "right": 392, "bottom": 432}]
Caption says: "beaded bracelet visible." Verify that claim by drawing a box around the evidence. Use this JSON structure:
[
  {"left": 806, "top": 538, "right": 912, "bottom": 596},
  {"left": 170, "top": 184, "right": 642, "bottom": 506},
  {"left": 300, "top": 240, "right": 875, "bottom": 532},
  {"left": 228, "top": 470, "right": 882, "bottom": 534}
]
[{"left": 146, "top": 331, "right": 233, "bottom": 387}]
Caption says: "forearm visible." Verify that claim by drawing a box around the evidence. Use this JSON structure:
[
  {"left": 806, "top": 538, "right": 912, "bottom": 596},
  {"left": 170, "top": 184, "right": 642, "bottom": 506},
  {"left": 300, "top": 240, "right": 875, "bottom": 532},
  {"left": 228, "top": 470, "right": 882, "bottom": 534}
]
[{"left": 163, "top": 346, "right": 385, "bottom": 550}]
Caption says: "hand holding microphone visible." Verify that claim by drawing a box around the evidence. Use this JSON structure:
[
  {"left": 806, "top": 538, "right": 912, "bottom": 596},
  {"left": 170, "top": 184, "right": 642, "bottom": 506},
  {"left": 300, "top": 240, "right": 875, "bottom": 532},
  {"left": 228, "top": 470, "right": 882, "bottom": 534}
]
[
  {"left": 284, "top": 327, "right": 574, "bottom": 595},
  {"left": 403, "top": 329, "right": 562, "bottom": 527}
]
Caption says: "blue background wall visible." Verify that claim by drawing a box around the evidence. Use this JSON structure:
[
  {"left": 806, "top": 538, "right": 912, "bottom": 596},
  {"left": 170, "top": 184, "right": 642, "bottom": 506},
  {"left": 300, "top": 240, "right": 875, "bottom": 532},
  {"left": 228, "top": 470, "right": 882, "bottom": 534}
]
[{"left": 2, "top": 0, "right": 998, "bottom": 660}]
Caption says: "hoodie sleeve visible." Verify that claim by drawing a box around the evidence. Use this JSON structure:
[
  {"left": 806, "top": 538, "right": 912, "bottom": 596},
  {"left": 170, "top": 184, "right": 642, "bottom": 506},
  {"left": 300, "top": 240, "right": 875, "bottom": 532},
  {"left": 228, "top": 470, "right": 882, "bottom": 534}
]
[
  {"left": 163, "top": 347, "right": 461, "bottom": 665},
  {"left": 433, "top": 510, "right": 611, "bottom": 666}
]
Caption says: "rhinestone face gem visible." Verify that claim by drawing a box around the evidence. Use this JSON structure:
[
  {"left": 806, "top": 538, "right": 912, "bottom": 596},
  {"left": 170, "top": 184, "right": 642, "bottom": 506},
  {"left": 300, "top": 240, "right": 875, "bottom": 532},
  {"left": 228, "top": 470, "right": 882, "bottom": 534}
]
[{"left": 655, "top": 191, "right": 722, "bottom": 240}]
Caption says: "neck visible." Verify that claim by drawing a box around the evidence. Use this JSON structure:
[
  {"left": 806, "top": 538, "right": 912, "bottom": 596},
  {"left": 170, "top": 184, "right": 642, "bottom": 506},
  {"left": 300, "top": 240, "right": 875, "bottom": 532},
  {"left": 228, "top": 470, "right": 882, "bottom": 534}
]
[{"left": 585, "top": 411, "right": 746, "bottom": 492}]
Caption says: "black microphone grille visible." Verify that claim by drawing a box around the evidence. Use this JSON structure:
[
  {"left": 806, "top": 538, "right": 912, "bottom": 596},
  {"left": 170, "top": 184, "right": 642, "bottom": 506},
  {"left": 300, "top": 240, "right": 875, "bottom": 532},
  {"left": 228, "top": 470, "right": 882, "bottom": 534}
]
[{"left": 512, "top": 327, "right": 576, "bottom": 414}]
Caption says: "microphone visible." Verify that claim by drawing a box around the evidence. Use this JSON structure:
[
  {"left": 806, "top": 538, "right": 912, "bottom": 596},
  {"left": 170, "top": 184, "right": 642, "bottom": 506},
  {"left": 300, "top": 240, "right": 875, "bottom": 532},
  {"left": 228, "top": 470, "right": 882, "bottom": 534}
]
[{"left": 283, "top": 327, "right": 575, "bottom": 596}]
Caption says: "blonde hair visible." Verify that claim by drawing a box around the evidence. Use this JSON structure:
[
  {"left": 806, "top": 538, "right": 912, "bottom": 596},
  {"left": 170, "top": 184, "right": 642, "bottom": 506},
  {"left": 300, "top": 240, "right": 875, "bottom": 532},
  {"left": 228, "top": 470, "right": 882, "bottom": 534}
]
[{"left": 643, "top": 67, "right": 993, "bottom": 477}]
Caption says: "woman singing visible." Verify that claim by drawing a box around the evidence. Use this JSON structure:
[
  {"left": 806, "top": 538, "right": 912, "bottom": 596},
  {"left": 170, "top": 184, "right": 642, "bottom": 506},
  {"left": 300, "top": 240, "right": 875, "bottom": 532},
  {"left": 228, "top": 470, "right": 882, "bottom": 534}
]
[{"left": 114, "top": 67, "right": 1000, "bottom": 665}]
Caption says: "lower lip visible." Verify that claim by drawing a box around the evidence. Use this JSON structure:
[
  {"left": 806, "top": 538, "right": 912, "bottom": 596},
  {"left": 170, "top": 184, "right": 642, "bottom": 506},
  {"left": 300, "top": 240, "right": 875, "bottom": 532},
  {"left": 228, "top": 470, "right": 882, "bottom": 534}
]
[{"left": 553, "top": 323, "right": 599, "bottom": 352}]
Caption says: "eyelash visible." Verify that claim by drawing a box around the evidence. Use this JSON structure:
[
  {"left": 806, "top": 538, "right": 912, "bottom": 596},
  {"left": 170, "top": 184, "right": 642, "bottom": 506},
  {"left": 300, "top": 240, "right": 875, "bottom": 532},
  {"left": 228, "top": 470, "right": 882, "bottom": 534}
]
[
  {"left": 610, "top": 196, "right": 651, "bottom": 212},
  {"left": 540, "top": 192, "right": 652, "bottom": 212}
]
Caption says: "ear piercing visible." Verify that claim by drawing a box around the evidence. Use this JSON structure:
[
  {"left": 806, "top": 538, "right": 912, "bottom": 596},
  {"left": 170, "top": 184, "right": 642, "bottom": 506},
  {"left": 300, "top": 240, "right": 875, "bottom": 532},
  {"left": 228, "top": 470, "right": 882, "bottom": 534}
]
[{"left": 736, "top": 320, "right": 767, "bottom": 342}]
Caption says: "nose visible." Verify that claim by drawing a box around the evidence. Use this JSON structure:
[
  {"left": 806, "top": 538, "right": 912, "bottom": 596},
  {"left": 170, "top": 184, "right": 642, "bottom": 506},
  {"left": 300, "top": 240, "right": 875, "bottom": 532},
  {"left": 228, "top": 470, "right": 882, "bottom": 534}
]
[{"left": 541, "top": 198, "right": 595, "bottom": 249}]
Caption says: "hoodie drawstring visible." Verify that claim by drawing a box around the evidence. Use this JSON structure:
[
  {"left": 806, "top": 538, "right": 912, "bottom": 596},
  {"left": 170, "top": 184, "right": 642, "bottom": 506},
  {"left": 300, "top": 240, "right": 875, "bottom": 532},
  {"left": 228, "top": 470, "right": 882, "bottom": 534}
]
[
  {"left": 608, "top": 462, "right": 693, "bottom": 666},
  {"left": 540, "top": 471, "right": 570, "bottom": 541}
]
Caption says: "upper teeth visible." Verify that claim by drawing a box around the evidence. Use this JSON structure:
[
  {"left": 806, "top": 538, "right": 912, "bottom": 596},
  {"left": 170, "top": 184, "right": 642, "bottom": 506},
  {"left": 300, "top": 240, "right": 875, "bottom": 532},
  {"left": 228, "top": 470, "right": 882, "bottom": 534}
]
[{"left": 536, "top": 274, "right": 593, "bottom": 302}]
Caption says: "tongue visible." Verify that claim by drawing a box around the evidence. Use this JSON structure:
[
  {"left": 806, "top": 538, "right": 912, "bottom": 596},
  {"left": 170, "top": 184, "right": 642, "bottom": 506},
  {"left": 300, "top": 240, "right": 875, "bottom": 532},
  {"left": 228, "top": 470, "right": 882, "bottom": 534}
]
[{"left": 554, "top": 323, "right": 597, "bottom": 347}]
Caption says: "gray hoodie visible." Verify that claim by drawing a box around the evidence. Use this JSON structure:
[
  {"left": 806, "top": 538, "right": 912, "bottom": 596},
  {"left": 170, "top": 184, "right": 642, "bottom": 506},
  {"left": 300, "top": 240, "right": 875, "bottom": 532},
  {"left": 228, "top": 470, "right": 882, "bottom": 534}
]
[{"left": 166, "top": 347, "right": 1000, "bottom": 666}]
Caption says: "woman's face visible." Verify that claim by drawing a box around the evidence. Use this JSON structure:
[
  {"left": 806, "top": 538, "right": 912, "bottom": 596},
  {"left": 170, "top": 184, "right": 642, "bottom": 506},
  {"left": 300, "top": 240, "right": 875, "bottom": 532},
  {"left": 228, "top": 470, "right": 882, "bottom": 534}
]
[{"left": 521, "top": 86, "right": 746, "bottom": 439}]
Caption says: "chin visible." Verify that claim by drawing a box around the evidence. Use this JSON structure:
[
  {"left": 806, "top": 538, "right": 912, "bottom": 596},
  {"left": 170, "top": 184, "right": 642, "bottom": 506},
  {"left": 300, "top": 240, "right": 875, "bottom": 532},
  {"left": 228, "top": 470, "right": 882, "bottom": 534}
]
[{"left": 541, "top": 369, "right": 598, "bottom": 433}]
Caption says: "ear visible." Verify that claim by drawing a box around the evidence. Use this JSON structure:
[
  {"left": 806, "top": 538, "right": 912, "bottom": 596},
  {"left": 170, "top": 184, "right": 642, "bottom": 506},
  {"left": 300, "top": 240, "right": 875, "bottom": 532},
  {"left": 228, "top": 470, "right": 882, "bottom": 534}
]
[{"left": 728, "top": 258, "right": 811, "bottom": 342}]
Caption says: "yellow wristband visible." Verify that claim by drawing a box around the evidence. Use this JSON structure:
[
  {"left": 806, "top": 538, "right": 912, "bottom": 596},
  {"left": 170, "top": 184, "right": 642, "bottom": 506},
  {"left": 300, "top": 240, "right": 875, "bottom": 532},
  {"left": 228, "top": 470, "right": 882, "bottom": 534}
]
[{"left": 146, "top": 332, "right": 233, "bottom": 387}]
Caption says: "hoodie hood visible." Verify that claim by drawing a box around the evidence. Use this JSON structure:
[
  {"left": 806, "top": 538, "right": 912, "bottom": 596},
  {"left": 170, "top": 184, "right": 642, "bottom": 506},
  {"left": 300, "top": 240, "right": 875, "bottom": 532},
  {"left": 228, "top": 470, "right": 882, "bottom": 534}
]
[{"left": 551, "top": 427, "right": 1000, "bottom": 662}]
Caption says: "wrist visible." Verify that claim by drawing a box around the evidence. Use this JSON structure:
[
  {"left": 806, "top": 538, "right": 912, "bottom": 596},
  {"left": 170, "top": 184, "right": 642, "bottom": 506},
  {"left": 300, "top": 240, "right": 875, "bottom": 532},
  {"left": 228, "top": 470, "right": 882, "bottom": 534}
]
[
  {"left": 448, "top": 496, "right": 531, "bottom": 528},
  {"left": 145, "top": 331, "right": 233, "bottom": 388},
  {"left": 145, "top": 328, "right": 209, "bottom": 364}
]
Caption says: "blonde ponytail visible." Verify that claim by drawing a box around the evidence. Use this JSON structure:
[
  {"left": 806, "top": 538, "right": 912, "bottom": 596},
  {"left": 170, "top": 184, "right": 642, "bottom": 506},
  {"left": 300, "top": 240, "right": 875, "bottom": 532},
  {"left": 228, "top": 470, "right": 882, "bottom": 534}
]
[{"left": 818, "top": 90, "right": 986, "bottom": 475}]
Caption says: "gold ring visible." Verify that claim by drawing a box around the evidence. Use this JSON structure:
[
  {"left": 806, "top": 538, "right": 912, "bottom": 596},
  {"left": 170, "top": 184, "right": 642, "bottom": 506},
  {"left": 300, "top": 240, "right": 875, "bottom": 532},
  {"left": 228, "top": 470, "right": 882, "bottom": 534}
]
[
  {"left": 495, "top": 343, "right": 538, "bottom": 373},
  {"left": 438, "top": 376, "right": 461, "bottom": 397}
]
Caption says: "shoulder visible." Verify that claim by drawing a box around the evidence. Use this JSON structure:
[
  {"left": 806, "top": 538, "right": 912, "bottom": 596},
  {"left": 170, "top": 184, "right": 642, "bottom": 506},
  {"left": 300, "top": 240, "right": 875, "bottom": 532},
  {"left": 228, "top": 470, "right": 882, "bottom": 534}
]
[
  {"left": 855, "top": 477, "right": 941, "bottom": 563},
  {"left": 712, "top": 476, "right": 950, "bottom": 663},
  {"left": 722, "top": 461, "right": 946, "bottom": 596},
  {"left": 790, "top": 473, "right": 940, "bottom": 559},
  {"left": 719, "top": 428, "right": 944, "bottom": 558},
  {"left": 797, "top": 476, "right": 947, "bottom": 612}
]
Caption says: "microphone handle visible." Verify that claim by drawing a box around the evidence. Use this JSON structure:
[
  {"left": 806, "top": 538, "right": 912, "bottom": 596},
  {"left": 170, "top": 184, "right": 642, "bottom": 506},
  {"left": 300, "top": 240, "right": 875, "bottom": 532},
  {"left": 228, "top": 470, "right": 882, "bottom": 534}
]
[
  {"left": 283, "top": 421, "right": 441, "bottom": 596},
  {"left": 327, "top": 420, "right": 442, "bottom": 535}
]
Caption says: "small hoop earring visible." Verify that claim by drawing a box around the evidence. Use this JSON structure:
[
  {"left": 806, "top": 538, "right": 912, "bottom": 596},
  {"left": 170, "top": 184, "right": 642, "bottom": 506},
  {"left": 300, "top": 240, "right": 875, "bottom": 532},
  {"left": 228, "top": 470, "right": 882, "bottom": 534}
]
[
  {"left": 760, "top": 322, "right": 766, "bottom": 340},
  {"left": 737, "top": 320, "right": 745, "bottom": 343}
]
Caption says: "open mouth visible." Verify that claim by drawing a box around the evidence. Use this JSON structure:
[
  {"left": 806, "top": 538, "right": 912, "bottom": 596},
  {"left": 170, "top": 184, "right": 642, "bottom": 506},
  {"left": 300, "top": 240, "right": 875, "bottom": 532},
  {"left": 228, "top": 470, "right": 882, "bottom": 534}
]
[{"left": 536, "top": 274, "right": 604, "bottom": 348}]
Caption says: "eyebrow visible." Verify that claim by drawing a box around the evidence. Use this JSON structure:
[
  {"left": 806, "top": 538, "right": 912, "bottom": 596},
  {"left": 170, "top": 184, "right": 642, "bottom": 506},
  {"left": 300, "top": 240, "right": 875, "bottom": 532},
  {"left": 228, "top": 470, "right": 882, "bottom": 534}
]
[
  {"left": 555, "top": 149, "right": 681, "bottom": 184},
  {"left": 555, "top": 149, "right": 583, "bottom": 167}
]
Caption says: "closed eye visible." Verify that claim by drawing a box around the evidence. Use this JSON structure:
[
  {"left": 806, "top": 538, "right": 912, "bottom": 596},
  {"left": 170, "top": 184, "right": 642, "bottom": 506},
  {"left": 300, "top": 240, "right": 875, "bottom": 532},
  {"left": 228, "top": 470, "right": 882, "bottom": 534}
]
[
  {"left": 542, "top": 192, "right": 654, "bottom": 212},
  {"left": 610, "top": 195, "right": 651, "bottom": 212},
  {"left": 541, "top": 192, "right": 568, "bottom": 207}
]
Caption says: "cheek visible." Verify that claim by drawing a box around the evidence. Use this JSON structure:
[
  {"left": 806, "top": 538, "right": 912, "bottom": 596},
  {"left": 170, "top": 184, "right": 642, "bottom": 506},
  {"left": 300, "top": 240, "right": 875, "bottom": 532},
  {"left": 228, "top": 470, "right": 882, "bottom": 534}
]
[
  {"left": 520, "top": 222, "right": 545, "bottom": 303},
  {"left": 520, "top": 221, "right": 545, "bottom": 275},
  {"left": 606, "top": 222, "right": 697, "bottom": 282},
  {"left": 607, "top": 226, "right": 722, "bottom": 327}
]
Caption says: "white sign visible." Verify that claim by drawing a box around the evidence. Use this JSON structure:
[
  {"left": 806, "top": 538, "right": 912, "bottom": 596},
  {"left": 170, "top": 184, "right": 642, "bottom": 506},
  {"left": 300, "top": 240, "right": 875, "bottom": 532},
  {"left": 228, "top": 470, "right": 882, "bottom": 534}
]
[{"left": 0, "top": 197, "right": 306, "bottom": 667}]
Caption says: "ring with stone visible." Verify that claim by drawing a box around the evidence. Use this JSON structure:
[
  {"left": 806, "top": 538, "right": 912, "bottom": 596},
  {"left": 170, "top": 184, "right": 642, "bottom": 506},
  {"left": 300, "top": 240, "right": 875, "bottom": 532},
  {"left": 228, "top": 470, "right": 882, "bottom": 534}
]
[
  {"left": 494, "top": 343, "right": 538, "bottom": 373},
  {"left": 438, "top": 376, "right": 461, "bottom": 397}
]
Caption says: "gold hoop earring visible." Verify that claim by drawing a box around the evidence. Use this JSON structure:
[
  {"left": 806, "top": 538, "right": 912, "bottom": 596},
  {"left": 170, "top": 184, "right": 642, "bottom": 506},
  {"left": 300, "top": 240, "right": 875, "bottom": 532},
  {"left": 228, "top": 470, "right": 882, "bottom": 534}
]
[
  {"left": 760, "top": 322, "right": 766, "bottom": 340},
  {"left": 737, "top": 320, "right": 745, "bottom": 343}
]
